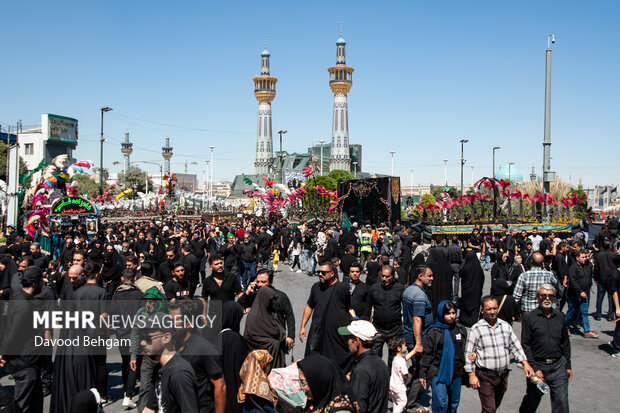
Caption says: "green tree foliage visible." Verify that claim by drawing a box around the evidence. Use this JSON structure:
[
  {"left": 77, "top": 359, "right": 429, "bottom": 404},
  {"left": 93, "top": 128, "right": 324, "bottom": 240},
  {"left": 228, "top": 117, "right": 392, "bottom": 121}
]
[
  {"left": 0, "top": 141, "right": 29, "bottom": 182},
  {"left": 407, "top": 193, "right": 436, "bottom": 220},
  {"left": 302, "top": 175, "right": 337, "bottom": 216},
  {"left": 117, "top": 166, "right": 152, "bottom": 193},
  {"left": 431, "top": 185, "right": 459, "bottom": 200},
  {"left": 327, "top": 169, "right": 355, "bottom": 182},
  {"left": 72, "top": 174, "right": 101, "bottom": 198}
]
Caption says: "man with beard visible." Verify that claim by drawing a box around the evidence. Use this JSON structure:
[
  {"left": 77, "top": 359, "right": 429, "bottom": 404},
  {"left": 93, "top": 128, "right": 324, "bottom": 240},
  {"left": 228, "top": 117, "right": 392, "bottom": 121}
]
[
  {"left": 256, "top": 226, "right": 272, "bottom": 269},
  {"left": 369, "top": 265, "right": 405, "bottom": 364},
  {"left": 593, "top": 240, "right": 618, "bottom": 321},
  {"left": 553, "top": 242, "right": 570, "bottom": 311},
  {"left": 28, "top": 243, "right": 49, "bottom": 271},
  {"left": 519, "top": 284, "right": 572, "bottom": 413},
  {"left": 565, "top": 250, "right": 598, "bottom": 338},
  {"left": 164, "top": 263, "right": 191, "bottom": 302},
  {"left": 513, "top": 253, "right": 558, "bottom": 314},
  {"left": 50, "top": 265, "right": 97, "bottom": 413},
  {"left": 237, "top": 268, "right": 295, "bottom": 351},
  {"left": 299, "top": 262, "right": 339, "bottom": 356},
  {"left": 237, "top": 233, "right": 258, "bottom": 289},
  {"left": 349, "top": 263, "right": 371, "bottom": 320},
  {"left": 340, "top": 244, "right": 357, "bottom": 281},
  {"left": 520, "top": 241, "right": 535, "bottom": 270},
  {"left": 0, "top": 267, "right": 45, "bottom": 413},
  {"left": 402, "top": 265, "right": 434, "bottom": 413},
  {"left": 170, "top": 300, "right": 226, "bottom": 413},
  {"left": 202, "top": 254, "right": 243, "bottom": 303},
  {"left": 141, "top": 312, "right": 200, "bottom": 413},
  {"left": 158, "top": 247, "right": 178, "bottom": 284}
]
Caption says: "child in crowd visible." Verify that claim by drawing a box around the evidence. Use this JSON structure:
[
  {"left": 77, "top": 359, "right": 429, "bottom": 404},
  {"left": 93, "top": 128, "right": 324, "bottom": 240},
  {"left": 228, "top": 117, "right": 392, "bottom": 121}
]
[
  {"left": 419, "top": 300, "right": 467, "bottom": 413},
  {"left": 388, "top": 337, "right": 416, "bottom": 413},
  {"left": 272, "top": 249, "right": 280, "bottom": 272}
]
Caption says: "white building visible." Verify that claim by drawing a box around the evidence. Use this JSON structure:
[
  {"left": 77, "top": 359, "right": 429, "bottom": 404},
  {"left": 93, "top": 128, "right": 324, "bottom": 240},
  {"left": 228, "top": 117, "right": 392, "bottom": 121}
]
[{"left": 19, "top": 114, "right": 78, "bottom": 170}]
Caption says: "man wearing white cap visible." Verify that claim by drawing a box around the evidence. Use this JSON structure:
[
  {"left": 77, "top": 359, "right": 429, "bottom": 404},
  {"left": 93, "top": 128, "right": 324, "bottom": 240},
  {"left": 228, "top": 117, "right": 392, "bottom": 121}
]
[{"left": 339, "top": 320, "right": 389, "bottom": 413}]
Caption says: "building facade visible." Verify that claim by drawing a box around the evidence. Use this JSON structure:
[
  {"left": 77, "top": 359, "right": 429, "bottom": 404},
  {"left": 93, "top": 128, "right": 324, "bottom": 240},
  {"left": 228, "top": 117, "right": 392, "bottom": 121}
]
[{"left": 18, "top": 114, "right": 78, "bottom": 170}]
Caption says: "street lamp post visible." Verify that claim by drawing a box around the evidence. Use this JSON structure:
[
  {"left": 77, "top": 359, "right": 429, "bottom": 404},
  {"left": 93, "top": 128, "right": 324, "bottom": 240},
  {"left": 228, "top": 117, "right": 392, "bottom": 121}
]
[
  {"left": 205, "top": 160, "right": 210, "bottom": 194},
  {"left": 492, "top": 146, "right": 501, "bottom": 178},
  {"left": 390, "top": 151, "right": 396, "bottom": 177},
  {"left": 410, "top": 169, "right": 414, "bottom": 197},
  {"left": 460, "top": 139, "right": 469, "bottom": 196},
  {"left": 319, "top": 139, "right": 325, "bottom": 175},
  {"left": 353, "top": 161, "right": 358, "bottom": 178},
  {"left": 508, "top": 162, "right": 515, "bottom": 181},
  {"left": 99, "top": 106, "right": 113, "bottom": 195},
  {"left": 443, "top": 159, "right": 448, "bottom": 186},
  {"left": 278, "top": 130, "right": 287, "bottom": 184},
  {"left": 209, "top": 146, "right": 215, "bottom": 197}
]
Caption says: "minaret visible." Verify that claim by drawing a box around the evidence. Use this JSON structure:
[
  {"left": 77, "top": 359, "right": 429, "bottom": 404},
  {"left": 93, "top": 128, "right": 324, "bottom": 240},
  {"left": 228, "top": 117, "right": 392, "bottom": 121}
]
[
  {"left": 162, "top": 136, "right": 173, "bottom": 175},
  {"left": 253, "top": 38, "right": 277, "bottom": 175},
  {"left": 530, "top": 165, "right": 537, "bottom": 182},
  {"left": 328, "top": 23, "right": 354, "bottom": 172},
  {"left": 120, "top": 131, "right": 133, "bottom": 174}
]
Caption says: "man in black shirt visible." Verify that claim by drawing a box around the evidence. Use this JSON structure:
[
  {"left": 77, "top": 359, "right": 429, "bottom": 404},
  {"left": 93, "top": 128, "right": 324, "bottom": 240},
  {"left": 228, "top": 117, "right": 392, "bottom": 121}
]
[
  {"left": 566, "top": 250, "right": 598, "bottom": 337},
  {"left": 349, "top": 263, "right": 371, "bottom": 320},
  {"left": 158, "top": 247, "right": 179, "bottom": 284},
  {"left": 237, "top": 268, "right": 296, "bottom": 351},
  {"left": 520, "top": 284, "right": 572, "bottom": 412},
  {"left": 0, "top": 267, "right": 44, "bottom": 413},
  {"left": 369, "top": 265, "right": 405, "bottom": 362},
  {"left": 256, "top": 226, "right": 273, "bottom": 268},
  {"left": 181, "top": 244, "right": 200, "bottom": 297},
  {"left": 340, "top": 244, "right": 357, "bottom": 281},
  {"left": 201, "top": 255, "right": 242, "bottom": 303},
  {"left": 300, "top": 262, "right": 339, "bottom": 356},
  {"left": 170, "top": 300, "right": 226, "bottom": 413},
  {"left": 29, "top": 242, "right": 50, "bottom": 271},
  {"left": 365, "top": 253, "right": 381, "bottom": 286},
  {"left": 339, "top": 320, "right": 389, "bottom": 413},
  {"left": 142, "top": 312, "right": 199, "bottom": 413},
  {"left": 237, "top": 233, "right": 258, "bottom": 289},
  {"left": 165, "top": 263, "right": 191, "bottom": 302}
]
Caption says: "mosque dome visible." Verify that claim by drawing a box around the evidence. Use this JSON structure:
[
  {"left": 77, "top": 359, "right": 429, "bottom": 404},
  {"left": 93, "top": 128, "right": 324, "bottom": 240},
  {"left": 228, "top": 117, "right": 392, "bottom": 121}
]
[
  {"left": 336, "top": 37, "right": 346, "bottom": 45},
  {"left": 495, "top": 164, "right": 523, "bottom": 182},
  {"left": 261, "top": 49, "right": 270, "bottom": 57}
]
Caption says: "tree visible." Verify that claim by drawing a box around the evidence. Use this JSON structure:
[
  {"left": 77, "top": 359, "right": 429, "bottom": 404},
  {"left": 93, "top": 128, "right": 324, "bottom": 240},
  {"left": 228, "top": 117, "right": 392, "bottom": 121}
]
[
  {"left": 72, "top": 174, "right": 101, "bottom": 198},
  {"left": 327, "top": 169, "right": 355, "bottom": 182},
  {"left": 117, "top": 166, "right": 152, "bottom": 193},
  {"left": 431, "top": 185, "right": 459, "bottom": 200},
  {"left": 0, "top": 140, "right": 28, "bottom": 182}
]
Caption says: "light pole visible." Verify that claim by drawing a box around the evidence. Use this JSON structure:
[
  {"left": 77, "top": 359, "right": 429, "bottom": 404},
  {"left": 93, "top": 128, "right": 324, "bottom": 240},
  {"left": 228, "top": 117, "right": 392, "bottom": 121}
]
[
  {"left": 353, "top": 161, "right": 358, "bottom": 178},
  {"left": 542, "top": 34, "right": 555, "bottom": 222},
  {"left": 390, "top": 151, "right": 395, "bottom": 177},
  {"left": 492, "top": 146, "right": 500, "bottom": 178},
  {"left": 99, "top": 106, "right": 113, "bottom": 195},
  {"left": 443, "top": 159, "right": 448, "bottom": 186},
  {"left": 319, "top": 139, "right": 325, "bottom": 175},
  {"left": 278, "top": 130, "right": 287, "bottom": 184},
  {"left": 410, "top": 169, "right": 414, "bottom": 197},
  {"left": 508, "top": 162, "right": 515, "bottom": 181},
  {"left": 205, "top": 160, "right": 210, "bottom": 193},
  {"left": 460, "top": 139, "right": 469, "bottom": 196},
  {"left": 471, "top": 165, "right": 475, "bottom": 187},
  {"left": 209, "top": 146, "right": 215, "bottom": 197}
]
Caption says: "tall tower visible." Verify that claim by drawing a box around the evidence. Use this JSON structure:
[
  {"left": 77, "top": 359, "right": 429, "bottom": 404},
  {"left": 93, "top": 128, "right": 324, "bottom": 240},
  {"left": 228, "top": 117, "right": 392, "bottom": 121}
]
[
  {"left": 253, "top": 39, "right": 277, "bottom": 175},
  {"left": 120, "top": 131, "right": 133, "bottom": 173},
  {"left": 162, "top": 136, "right": 173, "bottom": 175},
  {"left": 328, "top": 23, "right": 354, "bottom": 172}
]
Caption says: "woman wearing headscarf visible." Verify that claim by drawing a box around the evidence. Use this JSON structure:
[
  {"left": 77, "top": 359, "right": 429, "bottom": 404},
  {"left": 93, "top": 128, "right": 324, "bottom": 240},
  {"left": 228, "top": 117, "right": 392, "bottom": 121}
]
[
  {"left": 244, "top": 286, "right": 286, "bottom": 368},
  {"left": 0, "top": 256, "right": 15, "bottom": 331},
  {"left": 490, "top": 278, "right": 519, "bottom": 325},
  {"left": 101, "top": 247, "right": 122, "bottom": 298},
  {"left": 87, "top": 239, "right": 104, "bottom": 266},
  {"left": 426, "top": 245, "right": 453, "bottom": 308},
  {"left": 458, "top": 252, "right": 485, "bottom": 327},
  {"left": 297, "top": 354, "right": 358, "bottom": 413},
  {"left": 419, "top": 300, "right": 467, "bottom": 413},
  {"left": 68, "top": 388, "right": 104, "bottom": 413},
  {"left": 238, "top": 349, "right": 277, "bottom": 413},
  {"left": 490, "top": 251, "right": 511, "bottom": 282},
  {"left": 319, "top": 282, "right": 354, "bottom": 371},
  {"left": 221, "top": 301, "right": 248, "bottom": 413}
]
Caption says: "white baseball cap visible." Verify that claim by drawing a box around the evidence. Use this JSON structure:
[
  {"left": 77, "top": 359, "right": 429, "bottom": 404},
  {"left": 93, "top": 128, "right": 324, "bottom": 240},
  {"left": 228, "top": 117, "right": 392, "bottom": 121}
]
[{"left": 338, "top": 320, "right": 377, "bottom": 341}]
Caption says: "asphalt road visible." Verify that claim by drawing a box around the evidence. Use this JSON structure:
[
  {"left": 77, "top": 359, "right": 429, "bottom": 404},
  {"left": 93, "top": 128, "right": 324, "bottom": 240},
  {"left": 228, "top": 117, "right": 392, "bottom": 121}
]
[{"left": 2, "top": 263, "right": 618, "bottom": 412}]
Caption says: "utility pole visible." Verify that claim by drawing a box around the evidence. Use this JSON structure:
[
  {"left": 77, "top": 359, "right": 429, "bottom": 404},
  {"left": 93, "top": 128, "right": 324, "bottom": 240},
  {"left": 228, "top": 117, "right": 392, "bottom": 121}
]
[
  {"left": 278, "top": 130, "right": 287, "bottom": 184},
  {"left": 492, "top": 146, "right": 500, "bottom": 178},
  {"left": 390, "top": 151, "right": 396, "bottom": 177},
  {"left": 460, "top": 139, "right": 469, "bottom": 196},
  {"left": 319, "top": 139, "right": 325, "bottom": 175},
  {"left": 209, "top": 146, "right": 215, "bottom": 197},
  {"left": 443, "top": 159, "right": 448, "bottom": 186},
  {"left": 99, "top": 106, "right": 113, "bottom": 195},
  {"left": 542, "top": 34, "right": 555, "bottom": 221}
]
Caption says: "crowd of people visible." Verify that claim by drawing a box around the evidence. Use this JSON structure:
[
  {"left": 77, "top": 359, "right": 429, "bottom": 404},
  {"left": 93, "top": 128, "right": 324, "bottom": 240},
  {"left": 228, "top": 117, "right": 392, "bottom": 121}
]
[{"left": 0, "top": 216, "right": 619, "bottom": 413}]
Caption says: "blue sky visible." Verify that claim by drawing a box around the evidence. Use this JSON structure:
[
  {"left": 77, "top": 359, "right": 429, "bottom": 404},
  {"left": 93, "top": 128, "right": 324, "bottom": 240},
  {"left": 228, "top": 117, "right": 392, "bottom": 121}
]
[{"left": 1, "top": 1, "right": 618, "bottom": 188}]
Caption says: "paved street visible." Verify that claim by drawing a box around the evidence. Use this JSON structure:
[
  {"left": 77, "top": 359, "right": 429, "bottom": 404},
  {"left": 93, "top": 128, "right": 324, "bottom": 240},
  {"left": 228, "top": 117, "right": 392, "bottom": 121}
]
[{"left": 2, "top": 263, "right": 618, "bottom": 412}]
